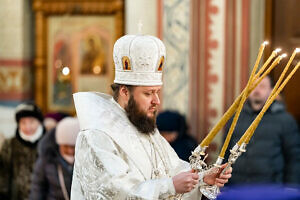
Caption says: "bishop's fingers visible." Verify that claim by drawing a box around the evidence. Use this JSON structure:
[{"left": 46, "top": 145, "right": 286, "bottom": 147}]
[
  {"left": 223, "top": 166, "right": 232, "bottom": 175},
  {"left": 191, "top": 172, "right": 199, "bottom": 180},
  {"left": 215, "top": 177, "right": 228, "bottom": 185},
  {"left": 219, "top": 172, "right": 232, "bottom": 180}
]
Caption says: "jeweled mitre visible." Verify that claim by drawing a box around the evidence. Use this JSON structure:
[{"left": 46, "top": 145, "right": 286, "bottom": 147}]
[{"left": 113, "top": 34, "right": 166, "bottom": 86}]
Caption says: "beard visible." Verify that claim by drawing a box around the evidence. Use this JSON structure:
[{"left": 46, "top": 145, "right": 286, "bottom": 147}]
[{"left": 125, "top": 95, "right": 157, "bottom": 135}]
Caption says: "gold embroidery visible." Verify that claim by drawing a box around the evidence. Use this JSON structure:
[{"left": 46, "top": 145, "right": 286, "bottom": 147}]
[
  {"left": 157, "top": 56, "right": 165, "bottom": 71},
  {"left": 122, "top": 56, "right": 131, "bottom": 70}
]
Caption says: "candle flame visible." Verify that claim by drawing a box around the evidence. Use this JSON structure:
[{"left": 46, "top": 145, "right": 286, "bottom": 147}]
[
  {"left": 275, "top": 48, "right": 281, "bottom": 53},
  {"left": 295, "top": 48, "right": 300, "bottom": 53},
  {"left": 280, "top": 53, "right": 288, "bottom": 58},
  {"left": 263, "top": 41, "right": 269, "bottom": 46}
]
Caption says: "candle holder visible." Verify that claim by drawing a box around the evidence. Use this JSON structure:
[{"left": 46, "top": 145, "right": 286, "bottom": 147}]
[
  {"left": 189, "top": 145, "right": 208, "bottom": 171},
  {"left": 168, "top": 146, "right": 209, "bottom": 200},
  {"left": 225, "top": 143, "right": 247, "bottom": 171},
  {"left": 190, "top": 46, "right": 298, "bottom": 200},
  {"left": 200, "top": 143, "right": 247, "bottom": 200},
  {"left": 168, "top": 194, "right": 185, "bottom": 200},
  {"left": 199, "top": 157, "right": 223, "bottom": 200}
]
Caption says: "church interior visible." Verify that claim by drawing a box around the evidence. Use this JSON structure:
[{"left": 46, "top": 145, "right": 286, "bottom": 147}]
[{"left": 0, "top": 0, "right": 299, "bottom": 164}]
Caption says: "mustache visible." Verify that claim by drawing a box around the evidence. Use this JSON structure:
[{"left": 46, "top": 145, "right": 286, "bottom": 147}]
[{"left": 149, "top": 105, "right": 157, "bottom": 110}]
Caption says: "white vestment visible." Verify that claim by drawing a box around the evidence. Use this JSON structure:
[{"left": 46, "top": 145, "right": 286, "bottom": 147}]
[{"left": 71, "top": 92, "right": 206, "bottom": 200}]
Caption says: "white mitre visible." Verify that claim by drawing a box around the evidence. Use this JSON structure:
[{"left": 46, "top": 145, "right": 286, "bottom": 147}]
[{"left": 113, "top": 34, "right": 166, "bottom": 86}]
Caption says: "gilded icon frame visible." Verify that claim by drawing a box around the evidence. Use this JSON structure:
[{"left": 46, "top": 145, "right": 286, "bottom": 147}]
[{"left": 33, "top": 0, "right": 124, "bottom": 113}]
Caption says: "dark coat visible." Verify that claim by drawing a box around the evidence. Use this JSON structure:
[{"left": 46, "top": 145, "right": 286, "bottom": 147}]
[
  {"left": 170, "top": 134, "right": 198, "bottom": 162},
  {"left": 0, "top": 128, "right": 45, "bottom": 200},
  {"left": 29, "top": 128, "right": 73, "bottom": 200},
  {"left": 156, "top": 110, "right": 198, "bottom": 162},
  {"left": 224, "top": 101, "right": 300, "bottom": 185}
]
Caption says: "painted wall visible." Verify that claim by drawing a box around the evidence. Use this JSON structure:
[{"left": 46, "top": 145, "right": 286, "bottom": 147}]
[
  {"left": 0, "top": 0, "right": 267, "bottom": 141},
  {"left": 249, "top": 0, "right": 266, "bottom": 70},
  {"left": 0, "top": 0, "right": 33, "bottom": 105},
  {"left": 188, "top": 0, "right": 266, "bottom": 163},
  {"left": 125, "top": 0, "right": 157, "bottom": 35},
  {"left": 125, "top": 0, "right": 191, "bottom": 116},
  {"left": 162, "top": 0, "right": 190, "bottom": 115},
  {"left": 0, "top": 0, "right": 33, "bottom": 138}
]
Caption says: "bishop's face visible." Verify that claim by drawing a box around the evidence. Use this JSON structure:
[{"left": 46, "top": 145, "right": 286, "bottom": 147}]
[
  {"left": 125, "top": 86, "right": 161, "bottom": 134},
  {"left": 132, "top": 86, "right": 161, "bottom": 118}
]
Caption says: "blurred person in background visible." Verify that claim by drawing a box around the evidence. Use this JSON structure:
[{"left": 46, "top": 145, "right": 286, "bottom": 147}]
[
  {"left": 0, "top": 132, "right": 5, "bottom": 151},
  {"left": 224, "top": 76, "right": 300, "bottom": 185},
  {"left": 30, "top": 117, "right": 80, "bottom": 200},
  {"left": 44, "top": 112, "right": 69, "bottom": 132},
  {"left": 156, "top": 110, "right": 198, "bottom": 162},
  {"left": 0, "top": 102, "right": 46, "bottom": 200}
]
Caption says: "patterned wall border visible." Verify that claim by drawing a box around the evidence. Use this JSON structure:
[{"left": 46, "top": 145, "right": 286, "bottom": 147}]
[
  {"left": 0, "top": 59, "right": 32, "bottom": 66},
  {"left": 190, "top": 0, "right": 251, "bottom": 159},
  {"left": 190, "top": 0, "right": 224, "bottom": 142}
]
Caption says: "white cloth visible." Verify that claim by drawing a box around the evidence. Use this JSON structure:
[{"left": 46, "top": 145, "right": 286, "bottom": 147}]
[
  {"left": 71, "top": 92, "right": 204, "bottom": 200},
  {"left": 113, "top": 35, "right": 165, "bottom": 86},
  {"left": 19, "top": 124, "right": 43, "bottom": 143}
]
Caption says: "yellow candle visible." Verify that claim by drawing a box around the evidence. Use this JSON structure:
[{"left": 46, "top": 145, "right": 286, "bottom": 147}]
[
  {"left": 244, "top": 51, "right": 298, "bottom": 144},
  {"left": 251, "top": 41, "right": 268, "bottom": 79},
  {"left": 239, "top": 61, "right": 300, "bottom": 145},
  {"left": 219, "top": 42, "right": 268, "bottom": 158},
  {"left": 200, "top": 100, "right": 239, "bottom": 147},
  {"left": 200, "top": 48, "right": 284, "bottom": 148},
  {"left": 238, "top": 54, "right": 285, "bottom": 144},
  {"left": 270, "top": 48, "right": 299, "bottom": 97},
  {"left": 200, "top": 53, "right": 282, "bottom": 148},
  {"left": 253, "top": 54, "right": 285, "bottom": 87},
  {"left": 257, "top": 48, "right": 281, "bottom": 76}
]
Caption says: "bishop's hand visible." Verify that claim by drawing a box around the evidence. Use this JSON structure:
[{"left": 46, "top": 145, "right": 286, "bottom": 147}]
[
  {"left": 203, "top": 163, "right": 232, "bottom": 187},
  {"left": 172, "top": 170, "right": 199, "bottom": 194}
]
